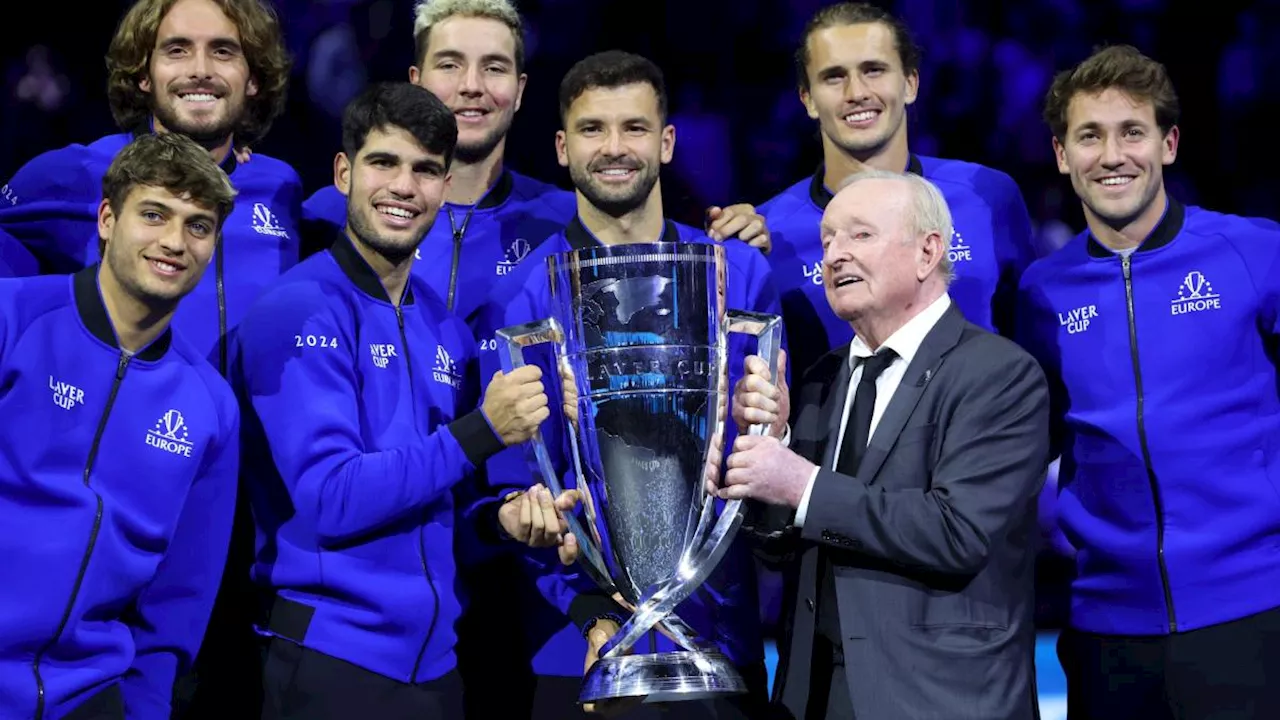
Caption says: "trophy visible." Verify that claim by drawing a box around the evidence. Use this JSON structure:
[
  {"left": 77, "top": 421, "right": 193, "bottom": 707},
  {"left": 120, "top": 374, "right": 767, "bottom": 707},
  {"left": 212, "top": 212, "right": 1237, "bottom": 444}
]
[{"left": 496, "top": 242, "right": 781, "bottom": 704}]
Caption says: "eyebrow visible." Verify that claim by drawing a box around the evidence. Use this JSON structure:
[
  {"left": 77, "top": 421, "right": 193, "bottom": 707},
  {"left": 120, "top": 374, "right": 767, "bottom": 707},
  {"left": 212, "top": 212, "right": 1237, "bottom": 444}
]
[
  {"left": 573, "top": 115, "right": 652, "bottom": 130},
  {"left": 363, "top": 151, "right": 446, "bottom": 175},
  {"left": 431, "top": 49, "right": 514, "bottom": 66}
]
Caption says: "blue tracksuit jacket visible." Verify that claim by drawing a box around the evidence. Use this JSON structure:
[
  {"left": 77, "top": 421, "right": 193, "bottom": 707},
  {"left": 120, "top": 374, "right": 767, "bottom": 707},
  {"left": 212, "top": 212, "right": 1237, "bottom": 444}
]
[{"left": 0, "top": 267, "right": 239, "bottom": 719}]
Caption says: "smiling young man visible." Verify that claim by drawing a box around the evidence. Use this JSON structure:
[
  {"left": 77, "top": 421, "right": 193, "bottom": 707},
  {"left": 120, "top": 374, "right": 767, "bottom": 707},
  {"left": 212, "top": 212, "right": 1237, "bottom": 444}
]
[
  {"left": 0, "top": 132, "right": 240, "bottom": 720},
  {"left": 232, "top": 82, "right": 564, "bottom": 720},
  {"left": 757, "top": 2, "right": 1036, "bottom": 379},
  {"left": 1017, "top": 45, "right": 1280, "bottom": 720},
  {"left": 0, "top": 0, "right": 301, "bottom": 375},
  {"left": 472, "top": 50, "right": 781, "bottom": 720}
]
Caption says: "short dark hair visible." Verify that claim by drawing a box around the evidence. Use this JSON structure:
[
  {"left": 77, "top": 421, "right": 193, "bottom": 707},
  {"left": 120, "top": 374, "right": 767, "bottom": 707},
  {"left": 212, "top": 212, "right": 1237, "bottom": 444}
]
[
  {"left": 558, "top": 50, "right": 667, "bottom": 124},
  {"left": 106, "top": 0, "right": 291, "bottom": 149},
  {"left": 341, "top": 82, "right": 459, "bottom": 166},
  {"left": 100, "top": 133, "right": 238, "bottom": 252},
  {"left": 1043, "top": 44, "right": 1180, "bottom": 141},
  {"left": 795, "top": 2, "right": 922, "bottom": 91}
]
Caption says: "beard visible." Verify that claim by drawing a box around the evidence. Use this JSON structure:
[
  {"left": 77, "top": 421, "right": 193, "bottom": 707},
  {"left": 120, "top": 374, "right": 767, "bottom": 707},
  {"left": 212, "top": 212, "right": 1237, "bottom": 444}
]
[
  {"left": 346, "top": 201, "right": 427, "bottom": 265},
  {"left": 453, "top": 121, "right": 509, "bottom": 165},
  {"left": 151, "top": 96, "right": 240, "bottom": 148},
  {"left": 569, "top": 161, "right": 660, "bottom": 218}
]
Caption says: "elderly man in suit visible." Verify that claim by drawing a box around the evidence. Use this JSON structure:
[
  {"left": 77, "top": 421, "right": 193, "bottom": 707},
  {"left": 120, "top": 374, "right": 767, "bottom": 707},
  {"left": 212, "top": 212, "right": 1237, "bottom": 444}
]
[{"left": 719, "top": 169, "right": 1050, "bottom": 720}]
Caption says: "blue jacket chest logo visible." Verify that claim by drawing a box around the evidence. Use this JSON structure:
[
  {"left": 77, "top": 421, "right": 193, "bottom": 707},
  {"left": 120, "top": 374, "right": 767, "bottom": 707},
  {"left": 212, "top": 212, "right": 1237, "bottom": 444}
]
[
  {"left": 1171, "top": 270, "right": 1222, "bottom": 316},
  {"left": 432, "top": 345, "right": 461, "bottom": 389},
  {"left": 146, "top": 409, "right": 195, "bottom": 458},
  {"left": 251, "top": 202, "right": 290, "bottom": 239}
]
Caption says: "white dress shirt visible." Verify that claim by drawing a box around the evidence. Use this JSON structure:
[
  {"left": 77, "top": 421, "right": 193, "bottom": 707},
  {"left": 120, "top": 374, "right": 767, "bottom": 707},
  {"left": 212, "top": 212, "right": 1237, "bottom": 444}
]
[{"left": 793, "top": 294, "right": 952, "bottom": 526}]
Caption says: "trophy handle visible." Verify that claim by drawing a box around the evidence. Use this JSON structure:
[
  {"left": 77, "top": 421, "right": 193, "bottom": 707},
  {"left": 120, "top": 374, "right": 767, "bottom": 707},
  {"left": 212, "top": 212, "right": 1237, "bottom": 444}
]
[
  {"left": 494, "top": 318, "right": 617, "bottom": 593},
  {"left": 601, "top": 310, "right": 783, "bottom": 659}
]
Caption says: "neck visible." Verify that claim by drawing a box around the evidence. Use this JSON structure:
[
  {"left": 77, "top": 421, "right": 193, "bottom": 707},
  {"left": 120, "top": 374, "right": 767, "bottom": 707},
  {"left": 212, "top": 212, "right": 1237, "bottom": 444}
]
[
  {"left": 348, "top": 229, "right": 414, "bottom": 306},
  {"left": 150, "top": 115, "right": 234, "bottom": 166},
  {"left": 848, "top": 281, "right": 944, "bottom": 352},
  {"left": 822, "top": 128, "right": 910, "bottom": 190},
  {"left": 576, "top": 186, "right": 665, "bottom": 245},
  {"left": 1086, "top": 187, "right": 1168, "bottom": 252},
  {"left": 96, "top": 264, "right": 175, "bottom": 353},
  {"left": 447, "top": 144, "right": 506, "bottom": 205}
]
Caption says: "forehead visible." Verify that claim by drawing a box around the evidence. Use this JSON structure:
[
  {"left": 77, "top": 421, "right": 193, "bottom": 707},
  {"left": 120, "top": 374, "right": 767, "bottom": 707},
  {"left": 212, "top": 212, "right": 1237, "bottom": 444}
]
[
  {"left": 125, "top": 184, "right": 218, "bottom": 217},
  {"left": 806, "top": 22, "right": 901, "bottom": 70},
  {"left": 1066, "top": 88, "right": 1158, "bottom": 130},
  {"left": 357, "top": 125, "right": 444, "bottom": 163},
  {"left": 427, "top": 15, "right": 517, "bottom": 59},
  {"left": 157, "top": 0, "right": 241, "bottom": 42},
  {"left": 825, "top": 179, "right": 906, "bottom": 228},
  {"left": 566, "top": 83, "right": 661, "bottom": 122}
]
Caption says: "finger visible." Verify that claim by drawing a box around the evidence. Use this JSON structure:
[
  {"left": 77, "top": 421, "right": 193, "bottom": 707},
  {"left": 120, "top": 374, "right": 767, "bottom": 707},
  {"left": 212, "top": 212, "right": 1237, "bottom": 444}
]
[
  {"left": 778, "top": 349, "right": 789, "bottom": 385},
  {"left": 744, "top": 387, "right": 780, "bottom": 412},
  {"left": 559, "top": 532, "right": 579, "bottom": 565},
  {"left": 734, "top": 433, "right": 765, "bottom": 452},
  {"left": 519, "top": 486, "right": 535, "bottom": 540},
  {"left": 720, "top": 478, "right": 752, "bottom": 498},
  {"left": 738, "top": 407, "right": 777, "bottom": 428},
  {"left": 537, "top": 486, "right": 560, "bottom": 543},
  {"left": 554, "top": 488, "right": 582, "bottom": 512},
  {"left": 735, "top": 219, "right": 767, "bottom": 241},
  {"left": 510, "top": 364, "right": 543, "bottom": 383},
  {"left": 711, "top": 213, "right": 751, "bottom": 240},
  {"left": 743, "top": 354, "right": 769, "bottom": 379}
]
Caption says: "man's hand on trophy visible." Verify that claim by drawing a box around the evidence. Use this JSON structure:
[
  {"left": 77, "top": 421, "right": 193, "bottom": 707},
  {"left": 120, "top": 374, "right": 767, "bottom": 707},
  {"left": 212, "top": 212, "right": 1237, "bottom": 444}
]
[
  {"left": 732, "top": 350, "right": 789, "bottom": 438},
  {"left": 560, "top": 358, "right": 579, "bottom": 427},
  {"left": 583, "top": 613, "right": 642, "bottom": 717},
  {"left": 498, "top": 484, "right": 581, "bottom": 547},
  {"left": 705, "top": 203, "right": 772, "bottom": 254},
  {"left": 720, "top": 434, "right": 815, "bottom": 508},
  {"left": 481, "top": 365, "right": 550, "bottom": 445}
]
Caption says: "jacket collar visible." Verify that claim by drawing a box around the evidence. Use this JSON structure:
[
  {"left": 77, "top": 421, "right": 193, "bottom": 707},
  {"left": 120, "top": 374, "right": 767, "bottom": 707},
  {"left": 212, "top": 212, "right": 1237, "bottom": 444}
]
[
  {"left": 809, "top": 154, "right": 925, "bottom": 210},
  {"left": 563, "top": 215, "right": 682, "bottom": 251},
  {"left": 329, "top": 232, "right": 415, "bottom": 305},
  {"left": 73, "top": 265, "right": 172, "bottom": 361},
  {"left": 1086, "top": 197, "right": 1185, "bottom": 258},
  {"left": 472, "top": 169, "right": 514, "bottom": 210}
]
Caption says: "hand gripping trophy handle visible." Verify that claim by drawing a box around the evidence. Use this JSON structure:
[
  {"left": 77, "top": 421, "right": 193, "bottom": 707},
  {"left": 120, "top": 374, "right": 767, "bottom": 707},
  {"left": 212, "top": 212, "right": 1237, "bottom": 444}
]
[{"left": 597, "top": 310, "right": 782, "bottom": 661}]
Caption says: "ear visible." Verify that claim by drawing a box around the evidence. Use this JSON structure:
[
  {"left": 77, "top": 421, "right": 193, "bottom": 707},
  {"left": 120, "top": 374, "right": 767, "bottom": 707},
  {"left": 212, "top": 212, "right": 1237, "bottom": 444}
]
[
  {"left": 1162, "top": 125, "right": 1179, "bottom": 166},
  {"left": 408, "top": 65, "right": 421, "bottom": 84},
  {"left": 799, "top": 86, "right": 818, "bottom": 120},
  {"left": 514, "top": 72, "right": 528, "bottom": 114},
  {"left": 660, "top": 124, "right": 676, "bottom": 165},
  {"left": 334, "top": 152, "right": 352, "bottom": 196},
  {"left": 97, "top": 198, "right": 116, "bottom": 251},
  {"left": 555, "top": 130, "right": 568, "bottom": 168},
  {"left": 246, "top": 76, "right": 258, "bottom": 98},
  {"left": 1052, "top": 136, "right": 1070, "bottom": 176},
  {"left": 139, "top": 75, "right": 152, "bottom": 94},
  {"left": 917, "top": 229, "right": 945, "bottom": 282},
  {"left": 903, "top": 69, "right": 919, "bottom": 107}
]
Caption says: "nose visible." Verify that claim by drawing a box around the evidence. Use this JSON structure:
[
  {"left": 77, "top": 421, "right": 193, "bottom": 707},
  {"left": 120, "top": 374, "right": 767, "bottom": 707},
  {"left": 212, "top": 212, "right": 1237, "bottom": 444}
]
[
  {"left": 459, "top": 64, "right": 483, "bottom": 97},
  {"left": 843, "top": 74, "right": 871, "bottom": 104},
  {"left": 823, "top": 236, "right": 851, "bottom": 270},
  {"left": 387, "top": 165, "right": 417, "bottom": 197},
  {"left": 188, "top": 47, "right": 213, "bottom": 79},
  {"left": 158, "top": 225, "right": 188, "bottom": 255},
  {"left": 602, "top": 128, "right": 625, "bottom": 157},
  {"left": 1100, "top": 134, "right": 1125, "bottom": 168}
]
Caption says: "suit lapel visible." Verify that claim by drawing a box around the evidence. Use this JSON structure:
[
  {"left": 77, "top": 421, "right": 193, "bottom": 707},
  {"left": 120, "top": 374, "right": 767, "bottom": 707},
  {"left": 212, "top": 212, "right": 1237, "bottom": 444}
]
[
  {"left": 857, "top": 304, "right": 967, "bottom": 482},
  {"left": 820, "top": 351, "right": 853, "bottom": 469}
]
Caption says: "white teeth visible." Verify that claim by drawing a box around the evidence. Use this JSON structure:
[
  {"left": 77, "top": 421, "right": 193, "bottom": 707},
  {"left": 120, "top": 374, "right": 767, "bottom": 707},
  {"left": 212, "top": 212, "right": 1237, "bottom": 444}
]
[
  {"left": 182, "top": 93, "right": 216, "bottom": 102},
  {"left": 1100, "top": 177, "right": 1132, "bottom": 186},
  {"left": 457, "top": 110, "right": 483, "bottom": 117},
  {"left": 152, "top": 260, "right": 179, "bottom": 272},
  {"left": 844, "top": 110, "right": 877, "bottom": 123},
  {"left": 599, "top": 169, "right": 632, "bottom": 176},
  {"left": 836, "top": 277, "right": 861, "bottom": 287},
  {"left": 378, "top": 206, "right": 414, "bottom": 219}
]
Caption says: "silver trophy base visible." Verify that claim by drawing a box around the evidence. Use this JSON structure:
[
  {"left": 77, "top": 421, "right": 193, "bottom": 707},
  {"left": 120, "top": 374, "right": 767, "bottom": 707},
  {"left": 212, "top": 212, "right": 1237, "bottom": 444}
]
[{"left": 579, "top": 650, "right": 747, "bottom": 704}]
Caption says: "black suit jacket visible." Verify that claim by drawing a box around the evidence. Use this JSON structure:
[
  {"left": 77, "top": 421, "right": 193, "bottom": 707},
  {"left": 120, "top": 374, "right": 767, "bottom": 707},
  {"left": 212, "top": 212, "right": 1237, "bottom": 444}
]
[{"left": 769, "top": 303, "right": 1050, "bottom": 720}]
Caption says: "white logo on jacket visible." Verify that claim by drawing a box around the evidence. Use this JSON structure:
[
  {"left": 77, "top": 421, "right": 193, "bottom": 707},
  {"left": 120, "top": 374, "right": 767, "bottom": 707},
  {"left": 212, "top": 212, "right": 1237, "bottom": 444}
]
[
  {"left": 252, "top": 203, "right": 290, "bottom": 238},
  {"left": 1171, "top": 271, "right": 1221, "bottom": 315},
  {"left": 496, "top": 238, "right": 532, "bottom": 276},
  {"left": 433, "top": 345, "right": 461, "bottom": 388},
  {"left": 50, "top": 376, "right": 84, "bottom": 410},
  {"left": 802, "top": 261, "right": 822, "bottom": 286},
  {"left": 369, "top": 343, "right": 397, "bottom": 369},
  {"left": 147, "top": 409, "right": 193, "bottom": 457},
  {"left": 1058, "top": 304, "right": 1098, "bottom": 335}
]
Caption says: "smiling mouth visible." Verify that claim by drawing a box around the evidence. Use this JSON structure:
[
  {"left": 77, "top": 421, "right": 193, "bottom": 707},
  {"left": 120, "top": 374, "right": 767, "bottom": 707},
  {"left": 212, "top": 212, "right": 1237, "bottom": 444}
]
[
  {"left": 1097, "top": 176, "right": 1135, "bottom": 188},
  {"left": 594, "top": 167, "right": 637, "bottom": 179},
  {"left": 148, "top": 257, "right": 185, "bottom": 275},
  {"left": 376, "top": 204, "right": 420, "bottom": 221},
  {"left": 842, "top": 109, "right": 880, "bottom": 125},
  {"left": 834, "top": 276, "right": 863, "bottom": 287}
]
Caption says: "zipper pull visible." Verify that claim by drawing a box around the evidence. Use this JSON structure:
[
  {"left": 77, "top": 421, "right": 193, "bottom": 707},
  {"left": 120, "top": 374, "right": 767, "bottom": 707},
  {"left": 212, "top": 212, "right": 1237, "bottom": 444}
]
[
  {"left": 116, "top": 352, "right": 130, "bottom": 379},
  {"left": 1122, "top": 254, "right": 1132, "bottom": 281}
]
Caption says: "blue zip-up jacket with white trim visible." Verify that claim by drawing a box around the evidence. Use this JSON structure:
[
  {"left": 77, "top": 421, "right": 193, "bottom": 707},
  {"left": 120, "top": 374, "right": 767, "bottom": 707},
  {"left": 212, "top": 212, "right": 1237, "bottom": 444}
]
[
  {"left": 1017, "top": 199, "right": 1280, "bottom": 635},
  {"left": 0, "top": 267, "right": 239, "bottom": 719},
  {"left": 231, "top": 233, "right": 506, "bottom": 683}
]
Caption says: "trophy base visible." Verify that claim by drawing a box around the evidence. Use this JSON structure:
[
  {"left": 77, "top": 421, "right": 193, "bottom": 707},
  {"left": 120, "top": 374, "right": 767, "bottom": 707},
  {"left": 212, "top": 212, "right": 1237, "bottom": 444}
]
[{"left": 579, "top": 650, "right": 747, "bottom": 704}]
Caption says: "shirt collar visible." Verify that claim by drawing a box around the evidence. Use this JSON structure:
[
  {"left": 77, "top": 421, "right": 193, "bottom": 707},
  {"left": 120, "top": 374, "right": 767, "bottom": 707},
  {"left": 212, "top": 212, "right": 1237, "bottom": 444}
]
[{"left": 848, "top": 293, "right": 952, "bottom": 370}]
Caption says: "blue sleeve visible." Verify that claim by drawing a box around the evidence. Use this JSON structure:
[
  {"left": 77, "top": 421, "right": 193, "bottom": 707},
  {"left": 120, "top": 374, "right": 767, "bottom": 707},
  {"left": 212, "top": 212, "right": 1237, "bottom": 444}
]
[
  {"left": 237, "top": 287, "right": 503, "bottom": 546},
  {"left": 1238, "top": 218, "right": 1280, "bottom": 339},
  {"left": 121, "top": 397, "right": 240, "bottom": 718},
  {"left": 0, "top": 147, "right": 101, "bottom": 273},
  {"left": 1015, "top": 270, "right": 1067, "bottom": 459},
  {"left": 989, "top": 171, "right": 1037, "bottom": 339}
]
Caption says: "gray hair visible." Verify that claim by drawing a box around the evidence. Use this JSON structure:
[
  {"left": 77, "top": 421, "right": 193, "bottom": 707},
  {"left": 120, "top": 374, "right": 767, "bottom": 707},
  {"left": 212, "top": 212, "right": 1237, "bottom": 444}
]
[
  {"left": 836, "top": 168, "right": 955, "bottom": 283},
  {"left": 412, "top": 0, "right": 525, "bottom": 71}
]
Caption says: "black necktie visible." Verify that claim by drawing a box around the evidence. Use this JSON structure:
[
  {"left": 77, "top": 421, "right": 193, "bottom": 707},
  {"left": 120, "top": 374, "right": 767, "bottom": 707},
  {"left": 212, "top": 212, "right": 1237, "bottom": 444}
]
[{"left": 835, "top": 349, "right": 898, "bottom": 477}]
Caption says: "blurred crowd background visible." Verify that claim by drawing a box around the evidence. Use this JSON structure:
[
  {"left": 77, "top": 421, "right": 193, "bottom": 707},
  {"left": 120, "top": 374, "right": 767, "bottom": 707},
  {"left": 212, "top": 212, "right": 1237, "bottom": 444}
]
[{"left": 3, "top": 0, "right": 1277, "bottom": 631}]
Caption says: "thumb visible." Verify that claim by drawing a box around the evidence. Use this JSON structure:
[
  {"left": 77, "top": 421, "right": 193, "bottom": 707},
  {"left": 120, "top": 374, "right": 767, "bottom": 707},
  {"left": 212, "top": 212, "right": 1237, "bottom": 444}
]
[{"left": 558, "top": 532, "right": 579, "bottom": 565}]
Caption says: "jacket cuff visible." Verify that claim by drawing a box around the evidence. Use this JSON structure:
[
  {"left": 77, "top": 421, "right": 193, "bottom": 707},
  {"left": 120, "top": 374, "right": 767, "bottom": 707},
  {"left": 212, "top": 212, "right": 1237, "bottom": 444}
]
[
  {"left": 449, "top": 410, "right": 505, "bottom": 467},
  {"left": 568, "top": 591, "right": 627, "bottom": 631}
]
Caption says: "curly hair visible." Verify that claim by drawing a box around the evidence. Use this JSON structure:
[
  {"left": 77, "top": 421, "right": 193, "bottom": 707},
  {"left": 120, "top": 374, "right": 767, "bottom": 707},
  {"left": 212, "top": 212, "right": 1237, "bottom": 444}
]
[{"left": 106, "top": 0, "right": 291, "bottom": 148}]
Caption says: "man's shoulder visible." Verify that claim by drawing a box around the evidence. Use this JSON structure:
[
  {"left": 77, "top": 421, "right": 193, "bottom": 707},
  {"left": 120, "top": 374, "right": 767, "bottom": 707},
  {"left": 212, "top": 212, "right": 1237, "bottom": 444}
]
[
  {"left": 945, "top": 320, "right": 1044, "bottom": 385},
  {"left": 758, "top": 176, "right": 816, "bottom": 220},
  {"left": 236, "top": 151, "right": 304, "bottom": 189}
]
